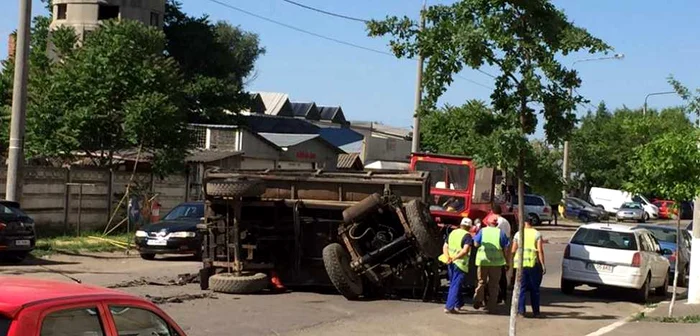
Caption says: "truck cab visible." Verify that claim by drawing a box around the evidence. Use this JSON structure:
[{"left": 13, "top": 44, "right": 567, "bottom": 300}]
[{"left": 409, "top": 153, "right": 513, "bottom": 227}]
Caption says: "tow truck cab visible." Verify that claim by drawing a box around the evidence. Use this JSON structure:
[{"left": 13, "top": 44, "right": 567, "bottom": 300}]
[{"left": 409, "top": 153, "right": 514, "bottom": 227}]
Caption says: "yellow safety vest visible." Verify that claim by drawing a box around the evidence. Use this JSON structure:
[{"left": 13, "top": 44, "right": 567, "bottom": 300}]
[
  {"left": 439, "top": 228, "right": 470, "bottom": 273},
  {"left": 476, "top": 227, "right": 506, "bottom": 267},
  {"left": 514, "top": 228, "right": 538, "bottom": 269}
]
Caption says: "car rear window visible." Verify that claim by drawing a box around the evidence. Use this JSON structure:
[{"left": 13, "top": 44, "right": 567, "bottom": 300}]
[
  {"left": 571, "top": 228, "right": 638, "bottom": 251},
  {"left": 0, "top": 315, "right": 10, "bottom": 336},
  {"left": 645, "top": 227, "right": 677, "bottom": 243}
]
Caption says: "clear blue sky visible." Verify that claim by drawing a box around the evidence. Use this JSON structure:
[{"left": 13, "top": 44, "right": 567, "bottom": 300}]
[{"left": 1, "top": 0, "right": 698, "bottom": 137}]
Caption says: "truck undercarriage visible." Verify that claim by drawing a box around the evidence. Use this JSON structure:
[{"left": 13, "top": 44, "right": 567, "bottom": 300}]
[{"left": 198, "top": 170, "right": 444, "bottom": 300}]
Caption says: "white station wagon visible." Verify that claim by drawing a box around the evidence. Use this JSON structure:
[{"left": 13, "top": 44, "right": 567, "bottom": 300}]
[{"left": 561, "top": 223, "right": 670, "bottom": 302}]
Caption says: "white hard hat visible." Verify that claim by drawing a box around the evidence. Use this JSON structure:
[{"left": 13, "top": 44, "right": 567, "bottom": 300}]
[{"left": 460, "top": 217, "right": 473, "bottom": 227}]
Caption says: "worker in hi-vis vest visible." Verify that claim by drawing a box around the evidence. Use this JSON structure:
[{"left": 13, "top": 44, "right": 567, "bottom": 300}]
[
  {"left": 512, "top": 216, "right": 546, "bottom": 317},
  {"left": 473, "top": 216, "right": 510, "bottom": 313},
  {"left": 439, "top": 217, "right": 473, "bottom": 314}
]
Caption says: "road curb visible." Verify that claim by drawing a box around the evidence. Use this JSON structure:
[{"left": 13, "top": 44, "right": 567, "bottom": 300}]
[{"left": 585, "top": 293, "right": 689, "bottom": 336}]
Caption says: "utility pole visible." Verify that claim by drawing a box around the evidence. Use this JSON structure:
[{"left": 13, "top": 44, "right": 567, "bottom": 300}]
[
  {"left": 411, "top": 0, "right": 426, "bottom": 154},
  {"left": 5, "top": 0, "right": 32, "bottom": 202},
  {"left": 561, "top": 87, "right": 572, "bottom": 201},
  {"left": 689, "top": 196, "right": 700, "bottom": 304}
]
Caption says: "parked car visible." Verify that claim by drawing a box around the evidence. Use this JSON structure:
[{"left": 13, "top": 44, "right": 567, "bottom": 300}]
[
  {"left": 0, "top": 200, "right": 36, "bottom": 263},
  {"left": 616, "top": 202, "right": 646, "bottom": 223},
  {"left": 652, "top": 200, "right": 693, "bottom": 220},
  {"left": 0, "top": 276, "right": 186, "bottom": 336},
  {"left": 633, "top": 224, "right": 692, "bottom": 287},
  {"left": 561, "top": 223, "right": 670, "bottom": 302},
  {"left": 565, "top": 197, "right": 609, "bottom": 222},
  {"left": 511, "top": 194, "right": 552, "bottom": 225},
  {"left": 589, "top": 187, "right": 659, "bottom": 220},
  {"left": 134, "top": 202, "right": 204, "bottom": 260}
]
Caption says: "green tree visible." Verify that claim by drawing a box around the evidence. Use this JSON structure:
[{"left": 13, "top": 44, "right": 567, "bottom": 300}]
[
  {"left": 27, "top": 20, "right": 190, "bottom": 175},
  {"left": 369, "top": 1, "right": 609, "bottom": 330},
  {"left": 164, "top": 0, "right": 265, "bottom": 123},
  {"left": 570, "top": 103, "right": 693, "bottom": 193}
]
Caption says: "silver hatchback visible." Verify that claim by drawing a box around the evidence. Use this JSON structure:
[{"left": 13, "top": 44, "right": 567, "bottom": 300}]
[{"left": 616, "top": 202, "right": 646, "bottom": 223}]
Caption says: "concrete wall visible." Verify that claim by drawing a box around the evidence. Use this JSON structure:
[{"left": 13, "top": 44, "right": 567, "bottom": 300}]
[
  {"left": 279, "top": 139, "right": 339, "bottom": 171},
  {"left": 51, "top": 0, "right": 165, "bottom": 40},
  {"left": 0, "top": 165, "right": 186, "bottom": 233},
  {"left": 364, "top": 134, "right": 412, "bottom": 163}
]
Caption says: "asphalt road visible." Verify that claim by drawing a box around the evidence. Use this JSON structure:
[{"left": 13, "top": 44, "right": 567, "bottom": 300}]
[{"left": 1, "top": 223, "right": 681, "bottom": 336}]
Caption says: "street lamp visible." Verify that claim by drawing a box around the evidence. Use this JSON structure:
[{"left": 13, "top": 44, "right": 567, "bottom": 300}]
[
  {"left": 643, "top": 91, "right": 676, "bottom": 115},
  {"left": 562, "top": 53, "right": 625, "bottom": 201}
]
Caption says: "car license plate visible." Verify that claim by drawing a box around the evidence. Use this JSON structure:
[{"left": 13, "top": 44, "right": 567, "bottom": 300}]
[
  {"left": 146, "top": 239, "right": 167, "bottom": 246},
  {"left": 588, "top": 263, "right": 613, "bottom": 273},
  {"left": 14, "top": 240, "right": 30, "bottom": 246}
]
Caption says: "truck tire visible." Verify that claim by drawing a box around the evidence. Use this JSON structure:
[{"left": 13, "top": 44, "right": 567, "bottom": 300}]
[
  {"left": 322, "top": 243, "right": 363, "bottom": 300},
  {"left": 405, "top": 200, "right": 442, "bottom": 258},
  {"left": 209, "top": 272, "right": 269, "bottom": 294},
  {"left": 343, "top": 193, "right": 383, "bottom": 224},
  {"left": 206, "top": 179, "right": 264, "bottom": 198}
]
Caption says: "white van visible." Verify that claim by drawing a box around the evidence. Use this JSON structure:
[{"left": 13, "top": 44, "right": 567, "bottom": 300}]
[{"left": 589, "top": 187, "right": 659, "bottom": 220}]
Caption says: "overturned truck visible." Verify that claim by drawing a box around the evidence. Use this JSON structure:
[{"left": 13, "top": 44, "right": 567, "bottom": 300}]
[{"left": 198, "top": 169, "right": 443, "bottom": 300}]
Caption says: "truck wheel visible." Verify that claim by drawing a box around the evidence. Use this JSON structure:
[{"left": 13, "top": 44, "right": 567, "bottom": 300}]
[
  {"left": 209, "top": 272, "right": 269, "bottom": 294},
  {"left": 405, "top": 200, "right": 442, "bottom": 258},
  {"left": 322, "top": 243, "right": 363, "bottom": 300},
  {"left": 206, "top": 179, "right": 264, "bottom": 198}
]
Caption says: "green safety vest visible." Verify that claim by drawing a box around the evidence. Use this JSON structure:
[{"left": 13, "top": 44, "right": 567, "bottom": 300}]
[
  {"left": 476, "top": 227, "right": 506, "bottom": 267},
  {"left": 514, "top": 228, "right": 538, "bottom": 269},
  {"left": 447, "top": 229, "right": 469, "bottom": 273}
]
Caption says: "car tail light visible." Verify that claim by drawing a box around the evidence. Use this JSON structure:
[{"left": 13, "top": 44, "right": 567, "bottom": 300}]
[
  {"left": 669, "top": 251, "right": 677, "bottom": 263},
  {"left": 631, "top": 252, "right": 641, "bottom": 267},
  {"left": 0, "top": 222, "right": 5, "bottom": 231},
  {"left": 543, "top": 206, "right": 550, "bottom": 213},
  {"left": 564, "top": 245, "right": 571, "bottom": 259}
]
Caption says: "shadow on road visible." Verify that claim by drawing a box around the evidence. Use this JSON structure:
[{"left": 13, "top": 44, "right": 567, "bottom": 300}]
[{"left": 0, "top": 254, "right": 80, "bottom": 267}]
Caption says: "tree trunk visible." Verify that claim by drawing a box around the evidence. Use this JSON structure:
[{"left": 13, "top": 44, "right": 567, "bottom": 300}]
[{"left": 668, "top": 203, "right": 682, "bottom": 316}]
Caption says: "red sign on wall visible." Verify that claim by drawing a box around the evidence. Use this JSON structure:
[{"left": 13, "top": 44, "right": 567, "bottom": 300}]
[{"left": 295, "top": 151, "right": 317, "bottom": 160}]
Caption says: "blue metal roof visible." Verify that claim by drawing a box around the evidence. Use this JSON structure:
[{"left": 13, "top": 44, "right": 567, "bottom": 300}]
[
  {"left": 290, "top": 102, "right": 320, "bottom": 120},
  {"left": 319, "top": 127, "right": 364, "bottom": 148},
  {"left": 258, "top": 133, "right": 321, "bottom": 147}
]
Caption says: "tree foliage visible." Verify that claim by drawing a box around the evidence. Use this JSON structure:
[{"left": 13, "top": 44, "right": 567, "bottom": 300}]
[
  {"left": 570, "top": 102, "right": 693, "bottom": 192},
  {"left": 27, "top": 21, "right": 190, "bottom": 175},
  {"left": 164, "top": 0, "right": 265, "bottom": 123}
]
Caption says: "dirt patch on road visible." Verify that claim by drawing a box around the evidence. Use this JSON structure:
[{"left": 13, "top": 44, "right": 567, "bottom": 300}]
[
  {"left": 108, "top": 273, "right": 199, "bottom": 288},
  {"left": 146, "top": 293, "right": 218, "bottom": 304}
]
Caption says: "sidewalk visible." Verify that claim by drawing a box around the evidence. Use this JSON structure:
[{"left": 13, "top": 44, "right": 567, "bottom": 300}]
[{"left": 607, "top": 298, "right": 700, "bottom": 335}]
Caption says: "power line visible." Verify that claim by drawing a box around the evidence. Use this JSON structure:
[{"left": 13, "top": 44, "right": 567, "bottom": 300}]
[
  {"left": 206, "top": 0, "right": 493, "bottom": 90},
  {"left": 207, "top": 0, "right": 391, "bottom": 56},
  {"left": 280, "top": 0, "right": 368, "bottom": 23}
]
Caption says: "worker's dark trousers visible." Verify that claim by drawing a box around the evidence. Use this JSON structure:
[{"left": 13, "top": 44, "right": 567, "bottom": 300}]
[
  {"left": 498, "top": 266, "right": 507, "bottom": 302},
  {"left": 446, "top": 264, "right": 466, "bottom": 310},
  {"left": 518, "top": 263, "right": 543, "bottom": 315}
]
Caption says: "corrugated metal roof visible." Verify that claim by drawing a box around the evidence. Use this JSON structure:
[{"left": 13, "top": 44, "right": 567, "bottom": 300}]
[
  {"left": 350, "top": 121, "right": 411, "bottom": 138},
  {"left": 319, "top": 127, "right": 364, "bottom": 147},
  {"left": 291, "top": 102, "right": 320, "bottom": 120},
  {"left": 319, "top": 106, "right": 347, "bottom": 124},
  {"left": 337, "top": 153, "right": 363, "bottom": 170},
  {"left": 258, "top": 133, "right": 320, "bottom": 147},
  {"left": 340, "top": 140, "right": 363, "bottom": 153},
  {"left": 186, "top": 150, "right": 242, "bottom": 163},
  {"left": 242, "top": 114, "right": 320, "bottom": 134},
  {"left": 256, "top": 92, "right": 293, "bottom": 116}
]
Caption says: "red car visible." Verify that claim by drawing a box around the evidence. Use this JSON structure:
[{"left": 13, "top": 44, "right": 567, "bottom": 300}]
[
  {"left": 0, "top": 276, "right": 186, "bottom": 336},
  {"left": 653, "top": 200, "right": 677, "bottom": 219}
]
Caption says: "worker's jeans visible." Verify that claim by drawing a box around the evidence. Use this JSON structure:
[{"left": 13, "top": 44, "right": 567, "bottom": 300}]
[
  {"left": 518, "top": 263, "right": 543, "bottom": 315},
  {"left": 474, "top": 266, "right": 502, "bottom": 311},
  {"left": 446, "top": 263, "right": 466, "bottom": 310}
]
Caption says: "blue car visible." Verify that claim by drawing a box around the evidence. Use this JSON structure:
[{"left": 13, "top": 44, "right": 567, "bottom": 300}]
[
  {"left": 634, "top": 224, "right": 692, "bottom": 287},
  {"left": 564, "top": 197, "right": 609, "bottom": 222}
]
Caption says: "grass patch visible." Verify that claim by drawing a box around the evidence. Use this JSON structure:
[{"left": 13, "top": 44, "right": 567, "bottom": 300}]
[
  {"left": 33, "top": 232, "right": 135, "bottom": 256},
  {"left": 631, "top": 311, "right": 646, "bottom": 322}
]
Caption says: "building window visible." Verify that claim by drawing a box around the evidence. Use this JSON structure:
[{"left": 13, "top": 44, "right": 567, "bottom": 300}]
[
  {"left": 98, "top": 5, "right": 119, "bottom": 21},
  {"left": 56, "top": 4, "right": 67, "bottom": 20},
  {"left": 150, "top": 12, "right": 160, "bottom": 26}
]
